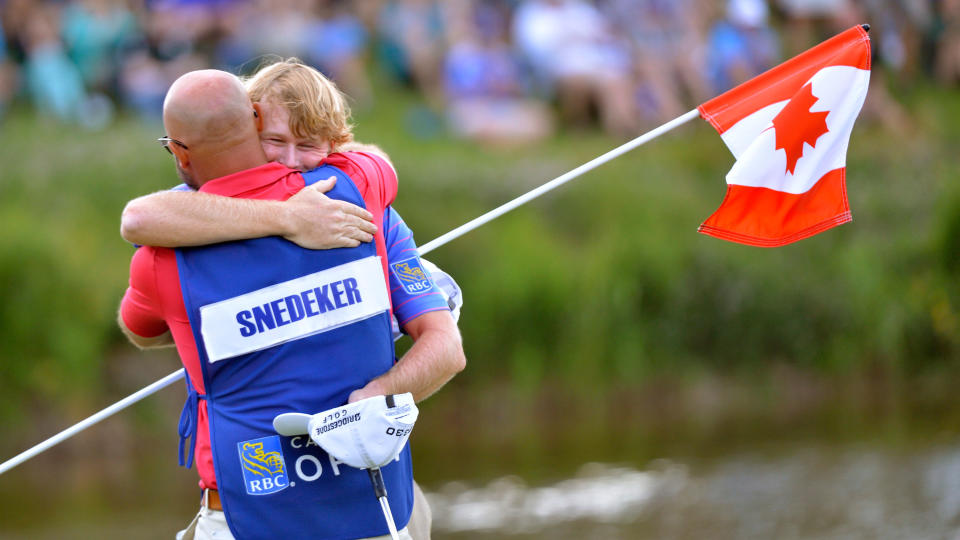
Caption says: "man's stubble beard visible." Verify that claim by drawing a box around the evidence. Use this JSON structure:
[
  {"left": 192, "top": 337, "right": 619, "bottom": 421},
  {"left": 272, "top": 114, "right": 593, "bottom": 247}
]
[{"left": 176, "top": 163, "right": 199, "bottom": 191}]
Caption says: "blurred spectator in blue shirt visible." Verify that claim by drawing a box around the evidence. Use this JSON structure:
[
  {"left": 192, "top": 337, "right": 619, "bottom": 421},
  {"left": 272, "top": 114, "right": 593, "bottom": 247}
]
[
  {"left": 0, "top": 13, "right": 16, "bottom": 120},
  {"left": 445, "top": 2, "right": 521, "bottom": 100},
  {"left": 214, "top": 0, "right": 372, "bottom": 107},
  {"left": 377, "top": 0, "right": 448, "bottom": 105},
  {"left": 117, "top": 0, "right": 212, "bottom": 121},
  {"left": 61, "top": 0, "right": 139, "bottom": 94},
  {"left": 443, "top": 0, "right": 552, "bottom": 143},
  {"left": 305, "top": 0, "right": 372, "bottom": 108},
  {"left": 705, "top": 0, "right": 780, "bottom": 94},
  {"left": 23, "top": 5, "right": 88, "bottom": 123}
]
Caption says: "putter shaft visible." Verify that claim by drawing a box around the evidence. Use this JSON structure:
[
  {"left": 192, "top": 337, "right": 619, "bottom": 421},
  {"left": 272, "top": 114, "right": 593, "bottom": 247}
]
[{"left": 369, "top": 468, "right": 400, "bottom": 540}]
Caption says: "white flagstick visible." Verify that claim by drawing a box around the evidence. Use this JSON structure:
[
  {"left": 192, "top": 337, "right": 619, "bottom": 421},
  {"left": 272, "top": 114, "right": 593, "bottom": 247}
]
[
  {"left": 418, "top": 109, "right": 700, "bottom": 255},
  {"left": 0, "top": 368, "right": 186, "bottom": 475},
  {"left": 0, "top": 109, "right": 700, "bottom": 476}
]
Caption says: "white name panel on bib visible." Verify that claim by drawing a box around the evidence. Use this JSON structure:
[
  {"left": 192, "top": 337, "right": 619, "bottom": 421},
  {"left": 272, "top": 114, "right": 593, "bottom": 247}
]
[{"left": 200, "top": 256, "right": 389, "bottom": 363}]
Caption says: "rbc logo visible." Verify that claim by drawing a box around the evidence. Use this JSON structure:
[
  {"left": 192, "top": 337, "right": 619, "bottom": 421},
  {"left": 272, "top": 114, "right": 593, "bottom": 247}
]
[
  {"left": 391, "top": 258, "right": 433, "bottom": 295},
  {"left": 237, "top": 436, "right": 289, "bottom": 495}
]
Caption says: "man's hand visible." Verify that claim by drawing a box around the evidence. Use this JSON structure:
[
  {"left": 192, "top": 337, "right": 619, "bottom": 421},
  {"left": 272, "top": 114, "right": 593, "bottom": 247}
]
[
  {"left": 347, "top": 380, "right": 387, "bottom": 404},
  {"left": 347, "top": 310, "right": 466, "bottom": 404},
  {"left": 283, "top": 177, "right": 377, "bottom": 249}
]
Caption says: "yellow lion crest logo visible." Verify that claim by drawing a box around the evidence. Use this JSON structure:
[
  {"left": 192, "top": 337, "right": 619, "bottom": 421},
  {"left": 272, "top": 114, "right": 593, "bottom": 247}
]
[
  {"left": 394, "top": 262, "right": 427, "bottom": 282},
  {"left": 240, "top": 441, "right": 285, "bottom": 477}
]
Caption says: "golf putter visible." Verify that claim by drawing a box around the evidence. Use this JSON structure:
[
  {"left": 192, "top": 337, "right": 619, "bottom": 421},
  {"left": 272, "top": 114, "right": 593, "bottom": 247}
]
[
  {"left": 368, "top": 467, "right": 400, "bottom": 540},
  {"left": 273, "top": 394, "right": 417, "bottom": 540}
]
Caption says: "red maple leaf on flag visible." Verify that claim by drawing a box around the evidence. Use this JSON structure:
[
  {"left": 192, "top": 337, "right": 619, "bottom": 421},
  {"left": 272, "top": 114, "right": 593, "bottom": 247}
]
[{"left": 771, "top": 83, "right": 830, "bottom": 175}]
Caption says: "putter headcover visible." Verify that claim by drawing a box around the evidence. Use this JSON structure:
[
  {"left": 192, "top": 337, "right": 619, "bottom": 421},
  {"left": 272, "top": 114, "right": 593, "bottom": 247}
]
[{"left": 273, "top": 393, "right": 418, "bottom": 469}]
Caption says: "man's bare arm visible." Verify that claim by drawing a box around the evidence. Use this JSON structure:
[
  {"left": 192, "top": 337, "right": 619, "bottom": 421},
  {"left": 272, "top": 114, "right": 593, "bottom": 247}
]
[
  {"left": 117, "top": 310, "right": 175, "bottom": 349},
  {"left": 121, "top": 177, "right": 376, "bottom": 249},
  {"left": 348, "top": 311, "right": 466, "bottom": 403}
]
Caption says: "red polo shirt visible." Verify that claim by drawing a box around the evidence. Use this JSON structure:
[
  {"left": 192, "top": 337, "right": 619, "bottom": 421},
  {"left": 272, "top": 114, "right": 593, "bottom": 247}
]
[{"left": 120, "top": 153, "right": 396, "bottom": 489}]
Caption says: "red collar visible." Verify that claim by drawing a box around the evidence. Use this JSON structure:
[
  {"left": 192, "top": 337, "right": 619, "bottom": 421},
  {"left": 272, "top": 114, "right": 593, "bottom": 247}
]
[{"left": 199, "top": 163, "right": 298, "bottom": 197}]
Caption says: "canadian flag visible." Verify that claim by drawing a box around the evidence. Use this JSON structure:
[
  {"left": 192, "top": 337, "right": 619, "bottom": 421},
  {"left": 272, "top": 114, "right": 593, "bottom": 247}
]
[{"left": 698, "top": 25, "right": 872, "bottom": 247}]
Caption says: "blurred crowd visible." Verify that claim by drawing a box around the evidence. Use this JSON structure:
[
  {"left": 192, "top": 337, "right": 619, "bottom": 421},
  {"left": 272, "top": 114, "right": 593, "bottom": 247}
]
[{"left": 0, "top": 0, "right": 958, "bottom": 139}]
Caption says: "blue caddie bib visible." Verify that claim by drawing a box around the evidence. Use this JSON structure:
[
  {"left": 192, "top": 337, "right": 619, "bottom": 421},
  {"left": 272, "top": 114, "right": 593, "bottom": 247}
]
[{"left": 175, "top": 166, "right": 412, "bottom": 539}]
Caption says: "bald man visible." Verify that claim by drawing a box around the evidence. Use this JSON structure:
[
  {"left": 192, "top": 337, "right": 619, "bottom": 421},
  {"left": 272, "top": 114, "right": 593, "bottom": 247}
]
[{"left": 119, "top": 70, "right": 464, "bottom": 540}]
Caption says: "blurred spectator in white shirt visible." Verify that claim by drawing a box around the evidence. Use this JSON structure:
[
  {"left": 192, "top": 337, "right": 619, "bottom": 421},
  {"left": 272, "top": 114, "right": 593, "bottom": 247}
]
[{"left": 512, "top": 0, "right": 638, "bottom": 135}]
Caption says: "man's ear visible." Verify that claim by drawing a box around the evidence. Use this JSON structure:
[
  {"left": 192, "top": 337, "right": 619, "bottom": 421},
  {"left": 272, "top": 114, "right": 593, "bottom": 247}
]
[
  {"left": 171, "top": 144, "right": 189, "bottom": 168},
  {"left": 253, "top": 102, "right": 264, "bottom": 132}
]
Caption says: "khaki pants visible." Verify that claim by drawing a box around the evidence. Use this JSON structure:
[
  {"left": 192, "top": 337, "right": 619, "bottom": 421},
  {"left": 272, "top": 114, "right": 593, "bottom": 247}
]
[{"left": 177, "top": 481, "right": 432, "bottom": 540}]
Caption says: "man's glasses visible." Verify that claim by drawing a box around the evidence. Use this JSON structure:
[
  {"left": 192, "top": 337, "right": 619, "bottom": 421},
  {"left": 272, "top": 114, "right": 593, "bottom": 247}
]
[{"left": 158, "top": 136, "right": 189, "bottom": 155}]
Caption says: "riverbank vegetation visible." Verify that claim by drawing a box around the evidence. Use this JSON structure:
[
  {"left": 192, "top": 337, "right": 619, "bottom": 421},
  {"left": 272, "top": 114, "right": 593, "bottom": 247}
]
[{"left": 1, "top": 81, "right": 959, "bottom": 444}]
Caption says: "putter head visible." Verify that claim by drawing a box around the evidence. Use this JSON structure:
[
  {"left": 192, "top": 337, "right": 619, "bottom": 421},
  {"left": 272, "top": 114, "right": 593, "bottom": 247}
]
[{"left": 272, "top": 412, "right": 312, "bottom": 436}]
